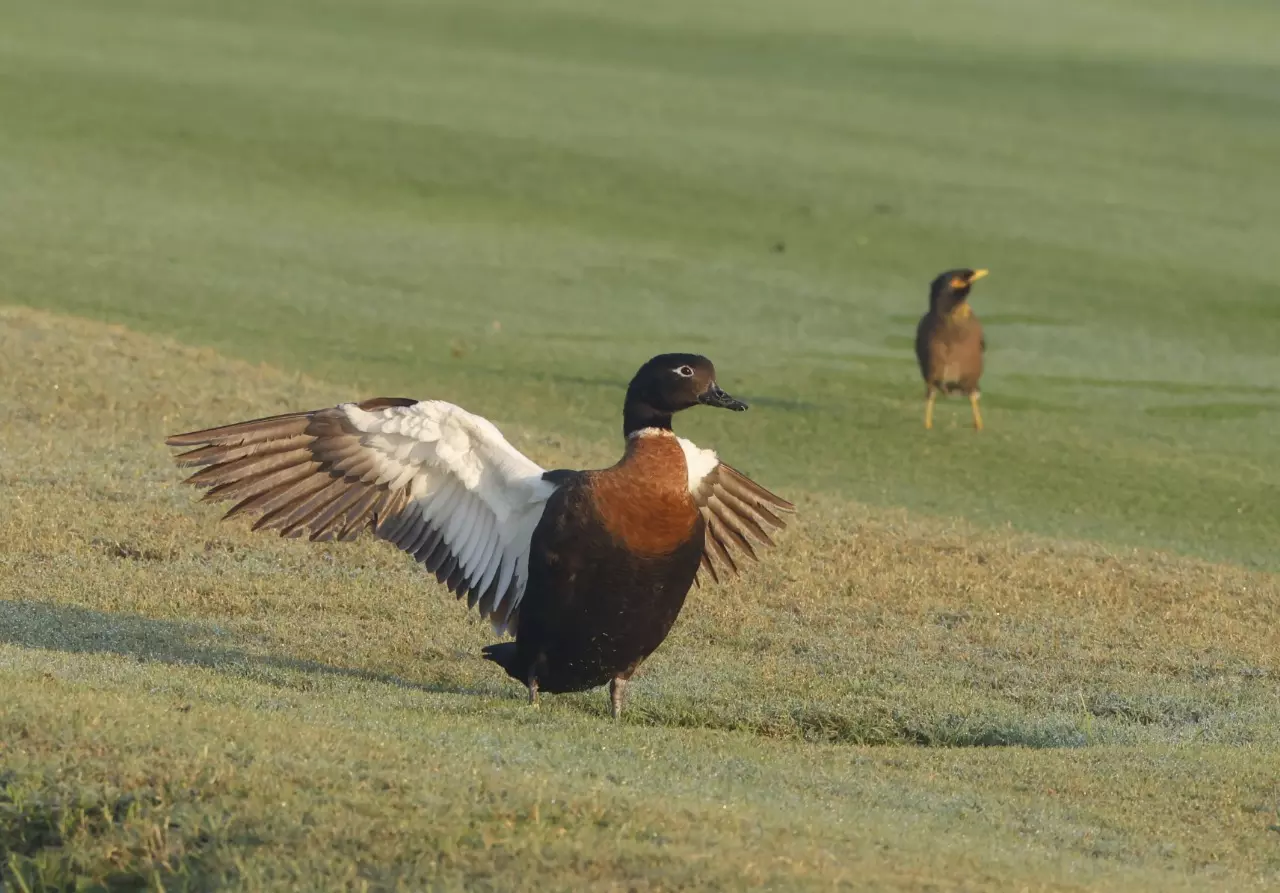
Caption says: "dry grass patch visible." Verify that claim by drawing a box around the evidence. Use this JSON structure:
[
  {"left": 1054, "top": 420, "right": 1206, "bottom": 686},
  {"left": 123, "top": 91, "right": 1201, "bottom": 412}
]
[{"left": 3, "top": 306, "right": 1279, "bottom": 891}]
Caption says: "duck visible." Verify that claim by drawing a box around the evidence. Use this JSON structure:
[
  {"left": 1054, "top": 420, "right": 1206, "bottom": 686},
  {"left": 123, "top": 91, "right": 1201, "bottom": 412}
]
[
  {"left": 915, "top": 268, "right": 988, "bottom": 430},
  {"left": 165, "top": 353, "right": 794, "bottom": 717}
]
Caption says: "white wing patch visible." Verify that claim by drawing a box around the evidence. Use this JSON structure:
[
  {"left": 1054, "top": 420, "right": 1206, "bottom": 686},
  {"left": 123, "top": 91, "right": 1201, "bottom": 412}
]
[
  {"left": 677, "top": 436, "right": 720, "bottom": 493},
  {"left": 343, "top": 401, "right": 557, "bottom": 634}
]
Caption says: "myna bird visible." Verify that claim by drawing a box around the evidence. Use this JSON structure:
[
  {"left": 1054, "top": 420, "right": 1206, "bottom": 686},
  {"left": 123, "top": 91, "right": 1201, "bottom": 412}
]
[
  {"left": 915, "top": 268, "right": 988, "bottom": 430},
  {"left": 165, "top": 354, "right": 792, "bottom": 718}
]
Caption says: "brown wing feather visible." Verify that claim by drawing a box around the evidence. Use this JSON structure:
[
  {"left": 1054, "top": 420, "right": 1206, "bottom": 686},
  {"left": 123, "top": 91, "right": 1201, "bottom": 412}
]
[
  {"left": 167, "top": 397, "right": 529, "bottom": 619},
  {"left": 167, "top": 400, "right": 417, "bottom": 543},
  {"left": 691, "top": 462, "right": 794, "bottom": 583},
  {"left": 169, "top": 398, "right": 439, "bottom": 551},
  {"left": 915, "top": 313, "right": 936, "bottom": 382}
]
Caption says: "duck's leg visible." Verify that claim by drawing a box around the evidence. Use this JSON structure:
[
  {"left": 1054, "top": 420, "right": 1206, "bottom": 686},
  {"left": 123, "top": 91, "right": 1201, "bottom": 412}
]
[
  {"left": 924, "top": 385, "right": 938, "bottom": 430},
  {"left": 608, "top": 677, "right": 627, "bottom": 719},
  {"left": 968, "top": 391, "right": 984, "bottom": 431},
  {"left": 523, "top": 651, "right": 549, "bottom": 709}
]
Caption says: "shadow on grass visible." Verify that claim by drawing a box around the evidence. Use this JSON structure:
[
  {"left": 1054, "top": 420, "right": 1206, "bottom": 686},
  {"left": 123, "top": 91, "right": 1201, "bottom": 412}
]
[
  {"left": 0, "top": 599, "right": 496, "bottom": 699},
  {"left": 0, "top": 602, "right": 1127, "bottom": 749},
  {"left": 620, "top": 699, "right": 1091, "bottom": 749}
]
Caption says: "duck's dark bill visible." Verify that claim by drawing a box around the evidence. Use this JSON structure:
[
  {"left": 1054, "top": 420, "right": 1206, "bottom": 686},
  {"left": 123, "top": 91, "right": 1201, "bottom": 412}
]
[{"left": 698, "top": 383, "right": 748, "bottom": 411}]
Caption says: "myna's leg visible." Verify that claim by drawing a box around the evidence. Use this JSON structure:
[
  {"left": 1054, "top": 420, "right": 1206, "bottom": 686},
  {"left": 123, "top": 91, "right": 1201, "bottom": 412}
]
[
  {"left": 969, "top": 391, "right": 984, "bottom": 431},
  {"left": 924, "top": 386, "right": 937, "bottom": 430}
]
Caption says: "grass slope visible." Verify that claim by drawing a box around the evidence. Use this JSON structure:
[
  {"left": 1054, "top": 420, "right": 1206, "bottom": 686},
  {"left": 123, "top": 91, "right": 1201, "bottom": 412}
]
[
  {"left": 3, "top": 0, "right": 1280, "bottom": 888},
  {"left": 0, "top": 0, "right": 1278, "bottom": 565},
  {"left": 2, "top": 309, "right": 1279, "bottom": 890}
]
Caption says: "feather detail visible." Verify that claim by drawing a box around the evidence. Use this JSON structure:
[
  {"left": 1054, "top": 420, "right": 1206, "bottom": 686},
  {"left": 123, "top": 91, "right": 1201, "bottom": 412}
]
[{"left": 166, "top": 398, "right": 558, "bottom": 633}]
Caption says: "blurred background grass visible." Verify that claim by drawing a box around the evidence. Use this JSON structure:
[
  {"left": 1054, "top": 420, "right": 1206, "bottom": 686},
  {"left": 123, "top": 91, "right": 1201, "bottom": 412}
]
[{"left": 1, "top": 0, "right": 1277, "bottom": 565}]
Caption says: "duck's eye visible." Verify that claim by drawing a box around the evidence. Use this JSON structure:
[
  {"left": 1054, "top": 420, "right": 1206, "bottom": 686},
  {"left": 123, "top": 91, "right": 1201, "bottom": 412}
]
[{"left": 675, "top": 365, "right": 695, "bottom": 378}]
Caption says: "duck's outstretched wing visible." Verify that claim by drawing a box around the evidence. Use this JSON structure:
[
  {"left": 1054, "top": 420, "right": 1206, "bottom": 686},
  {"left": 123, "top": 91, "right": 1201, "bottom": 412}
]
[
  {"left": 166, "top": 398, "right": 557, "bottom": 632},
  {"left": 677, "top": 438, "right": 795, "bottom": 585}
]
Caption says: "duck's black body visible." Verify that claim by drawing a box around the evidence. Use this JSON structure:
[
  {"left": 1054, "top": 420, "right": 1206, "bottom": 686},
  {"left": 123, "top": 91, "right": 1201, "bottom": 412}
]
[{"left": 483, "top": 469, "right": 707, "bottom": 694}]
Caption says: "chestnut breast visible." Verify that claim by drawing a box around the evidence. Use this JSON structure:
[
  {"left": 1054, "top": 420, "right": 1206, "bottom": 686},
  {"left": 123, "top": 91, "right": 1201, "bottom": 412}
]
[{"left": 587, "top": 431, "right": 699, "bottom": 556}]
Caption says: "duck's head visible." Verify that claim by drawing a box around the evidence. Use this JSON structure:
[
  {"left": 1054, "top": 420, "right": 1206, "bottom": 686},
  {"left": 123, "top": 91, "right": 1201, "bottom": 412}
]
[
  {"left": 623, "top": 353, "right": 746, "bottom": 435},
  {"left": 929, "top": 268, "right": 988, "bottom": 314}
]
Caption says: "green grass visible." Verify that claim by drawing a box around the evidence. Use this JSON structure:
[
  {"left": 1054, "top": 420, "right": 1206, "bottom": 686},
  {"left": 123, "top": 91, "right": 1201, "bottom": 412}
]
[
  {"left": 1, "top": 0, "right": 1278, "bottom": 566},
  {"left": 2, "top": 307, "right": 1279, "bottom": 890},
  {"left": 2, "top": 0, "right": 1280, "bottom": 888}
]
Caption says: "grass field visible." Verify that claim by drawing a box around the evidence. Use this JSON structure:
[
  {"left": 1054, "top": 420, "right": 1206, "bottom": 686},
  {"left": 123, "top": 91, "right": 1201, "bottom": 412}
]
[{"left": 2, "top": 0, "right": 1279, "bottom": 889}]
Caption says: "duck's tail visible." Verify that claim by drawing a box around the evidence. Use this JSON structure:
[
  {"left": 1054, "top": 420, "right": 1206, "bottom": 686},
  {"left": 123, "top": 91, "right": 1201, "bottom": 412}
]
[{"left": 480, "top": 642, "right": 524, "bottom": 682}]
